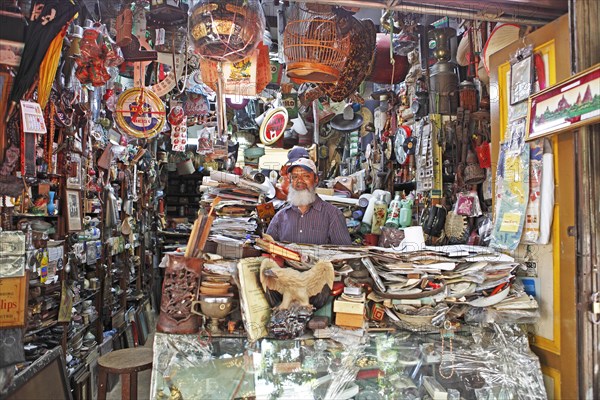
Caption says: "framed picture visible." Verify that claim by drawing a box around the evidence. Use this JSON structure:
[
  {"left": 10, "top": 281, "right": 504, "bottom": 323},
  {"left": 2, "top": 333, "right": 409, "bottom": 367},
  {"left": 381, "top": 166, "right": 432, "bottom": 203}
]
[
  {"left": 0, "top": 40, "right": 25, "bottom": 69},
  {"left": 124, "top": 324, "right": 135, "bottom": 348},
  {"left": 527, "top": 63, "right": 600, "bottom": 140},
  {"left": 135, "top": 308, "right": 148, "bottom": 346},
  {"left": 73, "top": 128, "right": 83, "bottom": 153},
  {"left": 67, "top": 153, "right": 82, "bottom": 189},
  {"left": 66, "top": 190, "right": 82, "bottom": 231},
  {"left": 510, "top": 55, "right": 533, "bottom": 105},
  {"left": 4, "top": 347, "right": 72, "bottom": 400}
]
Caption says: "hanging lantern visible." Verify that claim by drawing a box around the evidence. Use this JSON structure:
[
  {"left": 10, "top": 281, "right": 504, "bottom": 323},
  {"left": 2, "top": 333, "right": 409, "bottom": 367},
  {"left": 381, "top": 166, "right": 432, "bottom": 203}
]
[
  {"left": 189, "top": 0, "right": 265, "bottom": 63},
  {"left": 147, "top": 0, "right": 188, "bottom": 25}
]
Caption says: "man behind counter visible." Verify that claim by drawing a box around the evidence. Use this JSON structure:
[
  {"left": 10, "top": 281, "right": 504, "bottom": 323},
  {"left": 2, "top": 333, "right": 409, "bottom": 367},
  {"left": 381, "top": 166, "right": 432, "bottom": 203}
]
[{"left": 266, "top": 157, "right": 352, "bottom": 245}]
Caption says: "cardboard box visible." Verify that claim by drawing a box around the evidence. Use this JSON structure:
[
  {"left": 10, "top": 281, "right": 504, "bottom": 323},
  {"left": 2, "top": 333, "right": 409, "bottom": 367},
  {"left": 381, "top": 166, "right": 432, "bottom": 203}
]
[
  {"left": 333, "top": 299, "right": 365, "bottom": 315},
  {"left": 335, "top": 312, "right": 364, "bottom": 329}
]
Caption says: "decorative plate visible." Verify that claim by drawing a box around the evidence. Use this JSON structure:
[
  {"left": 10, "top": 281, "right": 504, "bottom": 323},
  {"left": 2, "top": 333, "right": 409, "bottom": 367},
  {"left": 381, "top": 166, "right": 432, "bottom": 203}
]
[{"left": 114, "top": 88, "right": 166, "bottom": 139}]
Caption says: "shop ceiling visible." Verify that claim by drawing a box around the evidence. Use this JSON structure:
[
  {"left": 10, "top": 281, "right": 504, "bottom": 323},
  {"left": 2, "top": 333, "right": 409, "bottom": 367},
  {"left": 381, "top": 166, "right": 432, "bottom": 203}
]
[
  {"left": 90, "top": 0, "right": 567, "bottom": 26},
  {"left": 271, "top": 0, "right": 567, "bottom": 25}
]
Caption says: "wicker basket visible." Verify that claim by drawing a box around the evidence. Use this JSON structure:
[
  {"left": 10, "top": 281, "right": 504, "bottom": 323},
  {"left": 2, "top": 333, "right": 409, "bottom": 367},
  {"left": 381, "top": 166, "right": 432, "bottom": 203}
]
[{"left": 284, "top": 5, "right": 352, "bottom": 83}]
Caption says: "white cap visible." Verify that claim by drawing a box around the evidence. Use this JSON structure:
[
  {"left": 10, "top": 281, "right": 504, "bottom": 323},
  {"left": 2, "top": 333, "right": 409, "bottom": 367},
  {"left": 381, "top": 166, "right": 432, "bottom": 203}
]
[{"left": 288, "top": 158, "right": 317, "bottom": 175}]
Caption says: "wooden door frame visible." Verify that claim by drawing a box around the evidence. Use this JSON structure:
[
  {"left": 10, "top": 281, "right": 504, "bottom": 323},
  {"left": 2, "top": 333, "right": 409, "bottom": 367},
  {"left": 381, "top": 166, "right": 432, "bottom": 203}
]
[{"left": 489, "top": 14, "right": 578, "bottom": 399}]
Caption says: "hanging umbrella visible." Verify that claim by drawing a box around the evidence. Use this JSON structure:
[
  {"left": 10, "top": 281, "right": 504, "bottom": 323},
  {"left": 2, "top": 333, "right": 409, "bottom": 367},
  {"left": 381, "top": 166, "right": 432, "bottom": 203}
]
[{"left": 8, "top": 0, "right": 80, "bottom": 113}]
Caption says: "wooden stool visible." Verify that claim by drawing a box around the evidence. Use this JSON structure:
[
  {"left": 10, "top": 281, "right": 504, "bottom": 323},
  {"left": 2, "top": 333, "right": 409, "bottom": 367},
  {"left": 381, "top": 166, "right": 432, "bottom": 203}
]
[{"left": 97, "top": 348, "right": 153, "bottom": 400}]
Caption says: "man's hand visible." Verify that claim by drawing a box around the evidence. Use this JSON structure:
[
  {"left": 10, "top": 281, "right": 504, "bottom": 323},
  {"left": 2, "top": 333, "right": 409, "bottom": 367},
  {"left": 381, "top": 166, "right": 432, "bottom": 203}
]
[{"left": 262, "top": 233, "right": 275, "bottom": 243}]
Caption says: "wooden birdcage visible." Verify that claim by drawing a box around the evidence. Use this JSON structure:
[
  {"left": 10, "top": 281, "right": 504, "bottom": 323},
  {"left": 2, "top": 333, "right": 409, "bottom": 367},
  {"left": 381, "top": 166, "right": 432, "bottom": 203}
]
[{"left": 284, "top": 4, "right": 352, "bottom": 83}]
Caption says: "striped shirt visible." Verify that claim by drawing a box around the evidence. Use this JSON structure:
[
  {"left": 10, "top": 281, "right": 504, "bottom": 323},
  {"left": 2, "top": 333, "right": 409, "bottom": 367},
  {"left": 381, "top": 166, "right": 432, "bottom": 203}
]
[{"left": 266, "top": 196, "right": 352, "bottom": 245}]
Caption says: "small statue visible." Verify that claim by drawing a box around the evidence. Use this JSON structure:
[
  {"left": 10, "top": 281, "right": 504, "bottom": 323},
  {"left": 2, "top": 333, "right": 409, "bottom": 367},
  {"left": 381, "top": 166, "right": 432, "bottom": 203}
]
[{"left": 404, "top": 49, "right": 423, "bottom": 100}]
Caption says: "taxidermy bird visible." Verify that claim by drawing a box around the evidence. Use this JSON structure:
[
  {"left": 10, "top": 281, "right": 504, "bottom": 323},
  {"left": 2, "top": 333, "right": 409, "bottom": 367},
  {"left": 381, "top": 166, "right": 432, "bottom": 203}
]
[{"left": 260, "top": 258, "right": 334, "bottom": 310}]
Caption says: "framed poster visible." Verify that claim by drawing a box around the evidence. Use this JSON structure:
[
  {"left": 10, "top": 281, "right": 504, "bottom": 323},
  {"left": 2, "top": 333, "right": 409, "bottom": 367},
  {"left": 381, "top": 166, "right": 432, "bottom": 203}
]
[
  {"left": 66, "top": 190, "right": 82, "bottom": 231},
  {"left": 527, "top": 63, "right": 600, "bottom": 140},
  {"left": 66, "top": 153, "right": 83, "bottom": 189}
]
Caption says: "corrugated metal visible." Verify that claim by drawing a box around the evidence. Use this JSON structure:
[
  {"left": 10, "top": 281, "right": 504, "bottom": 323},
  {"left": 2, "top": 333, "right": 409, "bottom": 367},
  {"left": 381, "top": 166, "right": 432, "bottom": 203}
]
[{"left": 293, "top": 0, "right": 567, "bottom": 25}]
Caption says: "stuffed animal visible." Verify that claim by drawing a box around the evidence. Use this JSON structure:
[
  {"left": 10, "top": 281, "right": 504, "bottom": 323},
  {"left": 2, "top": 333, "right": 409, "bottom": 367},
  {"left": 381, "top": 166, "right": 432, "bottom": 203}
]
[{"left": 259, "top": 258, "right": 334, "bottom": 310}]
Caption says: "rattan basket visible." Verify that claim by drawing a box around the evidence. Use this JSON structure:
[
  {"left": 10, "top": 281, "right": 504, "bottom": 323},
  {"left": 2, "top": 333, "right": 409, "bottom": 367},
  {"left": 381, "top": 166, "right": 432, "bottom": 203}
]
[{"left": 284, "top": 5, "right": 352, "bottom": 83}]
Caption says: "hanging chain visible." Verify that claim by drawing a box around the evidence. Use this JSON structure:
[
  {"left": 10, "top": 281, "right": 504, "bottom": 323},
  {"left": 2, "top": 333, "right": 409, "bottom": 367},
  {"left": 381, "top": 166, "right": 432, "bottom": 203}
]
[{"left": 438, "top": 320, "right": 456, "bottom": 379}]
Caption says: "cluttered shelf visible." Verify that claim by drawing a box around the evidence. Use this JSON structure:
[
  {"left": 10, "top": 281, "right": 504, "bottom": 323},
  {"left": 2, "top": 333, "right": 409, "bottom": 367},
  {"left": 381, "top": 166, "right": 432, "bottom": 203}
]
[
  {"left": 24, "top": 321, "right": 59, "bottom": 338},
  {"left": 67, "top": 316, "right": 98, "bottom": 341},
  {"left": 12, "top": 213, "right": 59, "bottom": 218},
  {"left": 157, "top": 230, "right": 191, "bottom": 237}
]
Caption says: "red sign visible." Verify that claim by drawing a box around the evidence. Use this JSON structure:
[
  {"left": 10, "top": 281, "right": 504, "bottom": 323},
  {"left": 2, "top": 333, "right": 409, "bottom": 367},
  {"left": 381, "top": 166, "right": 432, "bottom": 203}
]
[{"left": 259, "top": 107, "right": 288, "bottom": 145}]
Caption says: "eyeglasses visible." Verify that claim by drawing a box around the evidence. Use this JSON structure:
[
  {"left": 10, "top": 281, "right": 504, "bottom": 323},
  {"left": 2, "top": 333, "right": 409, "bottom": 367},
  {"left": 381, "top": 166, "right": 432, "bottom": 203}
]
[{"left": 290, "top": 173, "right": 314, "bottom": 181}]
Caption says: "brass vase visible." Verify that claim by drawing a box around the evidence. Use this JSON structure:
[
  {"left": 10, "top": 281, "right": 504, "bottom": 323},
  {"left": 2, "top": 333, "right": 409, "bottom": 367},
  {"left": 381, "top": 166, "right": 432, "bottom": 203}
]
[{"left": 428, "top": 27, "right": 459, "bottom": 115}]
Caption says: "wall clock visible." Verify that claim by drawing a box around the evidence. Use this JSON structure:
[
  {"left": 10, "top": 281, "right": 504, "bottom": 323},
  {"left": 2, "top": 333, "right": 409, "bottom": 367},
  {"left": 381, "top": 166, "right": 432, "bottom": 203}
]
[{"left": 114, "top": 88, "right": 166, "bottom": 139}]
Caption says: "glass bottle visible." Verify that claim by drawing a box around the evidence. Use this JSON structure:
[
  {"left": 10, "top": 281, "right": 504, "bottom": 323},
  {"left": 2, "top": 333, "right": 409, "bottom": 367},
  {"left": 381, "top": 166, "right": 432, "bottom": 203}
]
[
  {"left": 399, "top": 195, "right": 414, "bottom": 228},
  {"left": 360, "top": 195, "right": 377, "bottom": 234},
  {"left": 385, "top": 192, "right": 402, "bottom": 228},
  {"left": 40, "top": 249, "right": 49, "bottom": 283},
  {"left": 371, "top": 195, "right": 387, "bottom": 235}
]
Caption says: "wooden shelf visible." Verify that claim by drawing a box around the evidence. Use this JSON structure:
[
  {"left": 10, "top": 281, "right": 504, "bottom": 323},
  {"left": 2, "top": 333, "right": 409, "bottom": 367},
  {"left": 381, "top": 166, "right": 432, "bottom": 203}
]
[{"left": 13, "top": 213, "right": 59, "bottom": 218}]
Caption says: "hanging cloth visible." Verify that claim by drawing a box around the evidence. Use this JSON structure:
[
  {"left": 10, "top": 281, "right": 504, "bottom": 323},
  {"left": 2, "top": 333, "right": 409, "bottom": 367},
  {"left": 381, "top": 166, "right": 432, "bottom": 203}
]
[
  {"left": 37, "top": 21, "right": 72, "bottom": 108},
  {"left": 9, "top": 0, "right": 80, "bottom": 107}
]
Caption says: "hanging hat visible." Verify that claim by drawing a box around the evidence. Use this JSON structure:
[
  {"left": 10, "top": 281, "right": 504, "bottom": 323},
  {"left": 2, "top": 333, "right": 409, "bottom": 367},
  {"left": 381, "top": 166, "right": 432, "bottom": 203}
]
[
  {"left": 287, "top": 146, "right": 310, "bottom": 163},
  {"left": 482, "top": 24, "right": 521, "bottom": 73},
  {"left": 456, "top": 33, "right": 472, "bottom": 67},
  {"left": 330, "top": 103, "right": 364, "bottom": 132}
]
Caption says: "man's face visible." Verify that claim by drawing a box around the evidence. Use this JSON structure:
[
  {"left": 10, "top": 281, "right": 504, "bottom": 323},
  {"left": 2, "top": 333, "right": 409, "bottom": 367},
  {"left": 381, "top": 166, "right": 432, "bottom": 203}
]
[{"left": 289, "top": 167, "right": 317, "bottom": 192}]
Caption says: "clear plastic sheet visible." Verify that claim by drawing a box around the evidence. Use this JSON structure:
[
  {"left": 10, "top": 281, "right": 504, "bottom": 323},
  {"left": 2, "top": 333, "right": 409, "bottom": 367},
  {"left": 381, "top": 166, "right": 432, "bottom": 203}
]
[{"left": 150, "top": 324, "right": 546, "bottom": 400}]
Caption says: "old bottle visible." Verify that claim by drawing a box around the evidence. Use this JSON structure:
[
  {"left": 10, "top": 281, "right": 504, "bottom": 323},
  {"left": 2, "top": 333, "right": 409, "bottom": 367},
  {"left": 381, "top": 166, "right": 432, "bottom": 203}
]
[
  {"left": 384, "top": 192, "right": 402, "bottom": 228},
  {"left": 399, "top": 195, "right": 414, "bottom": 228},
  {"left": 371, "top": 195, "right": 388, "bottom": 235}
]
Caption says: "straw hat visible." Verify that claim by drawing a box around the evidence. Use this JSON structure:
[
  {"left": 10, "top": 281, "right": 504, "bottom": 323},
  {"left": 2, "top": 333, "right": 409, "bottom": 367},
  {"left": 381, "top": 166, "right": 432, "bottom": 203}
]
[
  {"left": 456, "top": 33, "right": 472, "bottom": 67},
  {"left": 482, "top": 24, "right": 521, "bottom": 73}
]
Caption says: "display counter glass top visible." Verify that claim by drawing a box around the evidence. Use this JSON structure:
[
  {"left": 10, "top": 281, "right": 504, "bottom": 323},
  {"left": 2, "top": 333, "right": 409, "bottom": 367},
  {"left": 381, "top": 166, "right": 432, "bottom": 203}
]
[{"left": 150, "top": 324, "right": 546, "bottom": 400}]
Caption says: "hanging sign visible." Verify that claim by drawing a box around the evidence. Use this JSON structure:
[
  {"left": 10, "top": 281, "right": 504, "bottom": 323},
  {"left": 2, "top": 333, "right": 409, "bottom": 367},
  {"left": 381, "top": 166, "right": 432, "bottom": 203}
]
[
  {"left": 132, "top": 38, "right": 186, "bottom": 98},
  {"left": 200, "top": 44, "right": 270, "bottom": 97},
  {"left": 270, "top": 59, "right": 283, "bottom": 85},
  {"left": 114, "top": 88, "right": 166, "bottom": 139},
  {"left": 20, "top": 100, "right": 46, "bottom": 134},
  {"left": 282, "top": 93, "right": 299, "bottom": 119},
  {"left": 259, "top": 107, "right": 288, "bottom": 145},
  {"left": 0, "top": 276, "right": 27, "bottom": 327}
]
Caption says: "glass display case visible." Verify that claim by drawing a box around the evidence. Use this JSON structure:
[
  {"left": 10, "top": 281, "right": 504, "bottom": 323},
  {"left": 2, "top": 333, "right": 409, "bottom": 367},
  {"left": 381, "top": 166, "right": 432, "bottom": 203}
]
[{"left": 150, "top": 323, "right": 546, "bottom": 400}]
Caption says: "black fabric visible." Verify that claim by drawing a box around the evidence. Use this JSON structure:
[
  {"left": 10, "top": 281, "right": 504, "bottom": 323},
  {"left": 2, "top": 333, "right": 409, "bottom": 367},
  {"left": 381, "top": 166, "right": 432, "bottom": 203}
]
[{"left": 9, "top": 0, "right": 80, "bottom": 104}]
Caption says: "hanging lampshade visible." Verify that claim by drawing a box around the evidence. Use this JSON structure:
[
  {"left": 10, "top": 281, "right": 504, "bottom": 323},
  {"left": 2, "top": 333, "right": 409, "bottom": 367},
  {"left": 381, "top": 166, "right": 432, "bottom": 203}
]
[{"left": 189, "top": 0, "right": 265, "bottom": 63}]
